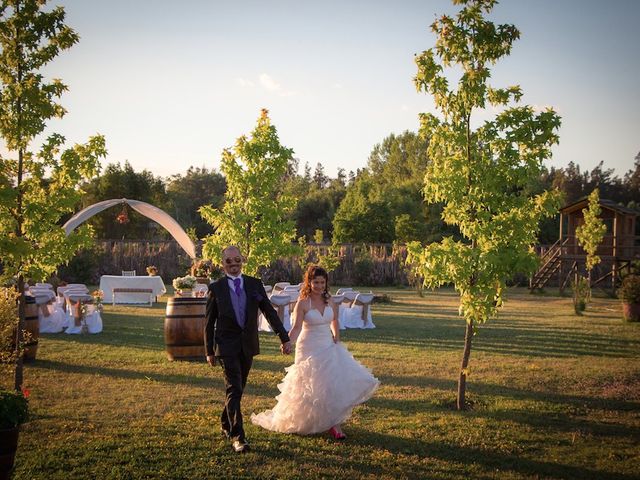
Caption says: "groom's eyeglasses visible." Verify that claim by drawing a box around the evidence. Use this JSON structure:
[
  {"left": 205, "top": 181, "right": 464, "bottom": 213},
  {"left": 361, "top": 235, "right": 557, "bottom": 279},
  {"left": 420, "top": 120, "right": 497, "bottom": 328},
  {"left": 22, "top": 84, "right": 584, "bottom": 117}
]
[{"left": 224, "top": 256, "right": 243, "bottom": 265}]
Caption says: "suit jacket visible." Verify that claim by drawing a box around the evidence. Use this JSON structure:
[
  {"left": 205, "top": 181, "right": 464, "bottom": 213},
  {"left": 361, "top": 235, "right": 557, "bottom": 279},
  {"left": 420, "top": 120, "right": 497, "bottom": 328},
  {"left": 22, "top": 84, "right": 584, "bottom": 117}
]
[{"left": 204, "top": 274, "right": 290, "bottom": 358}]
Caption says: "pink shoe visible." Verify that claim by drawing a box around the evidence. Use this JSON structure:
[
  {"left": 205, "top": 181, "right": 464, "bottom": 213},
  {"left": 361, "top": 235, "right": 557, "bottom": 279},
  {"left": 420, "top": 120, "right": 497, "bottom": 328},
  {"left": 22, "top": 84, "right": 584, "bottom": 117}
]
[{"left": 328, "top": 427, "right": 346, "bottom": 440}]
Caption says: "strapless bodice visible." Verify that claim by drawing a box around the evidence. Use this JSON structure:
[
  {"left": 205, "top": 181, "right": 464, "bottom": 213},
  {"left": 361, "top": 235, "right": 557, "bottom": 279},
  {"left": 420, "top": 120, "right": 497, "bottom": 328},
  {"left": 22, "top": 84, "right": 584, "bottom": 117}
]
[{"left": 303, "top": 306, "right": 333, "bottom": 327}]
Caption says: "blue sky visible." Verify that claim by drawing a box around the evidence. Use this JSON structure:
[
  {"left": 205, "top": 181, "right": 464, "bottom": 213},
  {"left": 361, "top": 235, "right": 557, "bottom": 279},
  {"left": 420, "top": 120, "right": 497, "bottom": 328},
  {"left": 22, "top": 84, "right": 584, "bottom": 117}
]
[{"left": 8, "top": 0, "right": 640, "bottom": 179}]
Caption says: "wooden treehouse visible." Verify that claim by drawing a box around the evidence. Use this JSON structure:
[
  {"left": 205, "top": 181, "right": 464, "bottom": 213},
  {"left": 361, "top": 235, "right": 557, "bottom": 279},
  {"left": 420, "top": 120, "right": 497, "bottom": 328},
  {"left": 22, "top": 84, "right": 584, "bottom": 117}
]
[{"left": 530, "top": 198, "right": 640, "bottom": 292}]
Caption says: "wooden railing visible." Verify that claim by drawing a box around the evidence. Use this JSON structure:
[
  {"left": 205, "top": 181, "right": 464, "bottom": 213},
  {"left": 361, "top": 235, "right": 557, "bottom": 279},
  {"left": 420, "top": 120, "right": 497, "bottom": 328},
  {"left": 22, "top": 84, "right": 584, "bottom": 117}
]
[{"left": 560, "top": 235, "right": 640, "bottom": 259}]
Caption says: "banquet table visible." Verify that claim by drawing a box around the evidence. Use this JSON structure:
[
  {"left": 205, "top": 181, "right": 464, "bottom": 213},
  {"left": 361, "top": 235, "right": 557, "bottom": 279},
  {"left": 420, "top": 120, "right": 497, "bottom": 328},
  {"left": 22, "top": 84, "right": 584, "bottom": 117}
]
[{"left": 99, "top": 275, "right": 166, "bottom": 304}]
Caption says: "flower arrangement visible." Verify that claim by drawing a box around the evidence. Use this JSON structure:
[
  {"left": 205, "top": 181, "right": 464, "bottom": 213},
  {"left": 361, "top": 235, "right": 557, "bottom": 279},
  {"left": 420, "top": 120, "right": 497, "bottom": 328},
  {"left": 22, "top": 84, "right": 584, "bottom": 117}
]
[
  {"left": 191, "top": 259, "right": 213, "bottom": 278},
  {"left": 116, "top": 206, "right": 129, "bottom": 224},
  {"left": 172, "top": 275, "right": 196, "bottom": 290},
  {"left": 91, "top": 290, "right": 104, "bottom": 312},
  {"left": 0, "top": 388, "right": 29, "bottom": 429},
  {"left": 146, "top": 265, "right": 158, "bottom": 276}
]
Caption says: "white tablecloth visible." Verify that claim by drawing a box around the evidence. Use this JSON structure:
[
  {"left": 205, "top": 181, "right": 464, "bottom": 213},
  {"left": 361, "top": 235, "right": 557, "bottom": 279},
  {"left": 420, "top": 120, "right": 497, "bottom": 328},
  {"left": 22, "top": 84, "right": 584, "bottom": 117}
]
[{"left": 99, "top": 275, "right": 166, "bottom": 303}]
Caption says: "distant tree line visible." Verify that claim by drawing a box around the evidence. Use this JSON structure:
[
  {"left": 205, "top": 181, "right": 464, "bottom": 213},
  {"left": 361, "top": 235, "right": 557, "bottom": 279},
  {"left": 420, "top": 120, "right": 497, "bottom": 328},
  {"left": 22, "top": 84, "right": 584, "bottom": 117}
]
[{"left": 78, "top": 136, "right": 640, "bottom": 245}]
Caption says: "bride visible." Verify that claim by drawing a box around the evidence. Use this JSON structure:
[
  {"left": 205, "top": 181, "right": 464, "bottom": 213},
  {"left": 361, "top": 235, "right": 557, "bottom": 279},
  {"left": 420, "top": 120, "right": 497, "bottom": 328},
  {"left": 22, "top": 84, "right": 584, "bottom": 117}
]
[{"left": 251, "top": 265, "right": 379, "bottom": 439}]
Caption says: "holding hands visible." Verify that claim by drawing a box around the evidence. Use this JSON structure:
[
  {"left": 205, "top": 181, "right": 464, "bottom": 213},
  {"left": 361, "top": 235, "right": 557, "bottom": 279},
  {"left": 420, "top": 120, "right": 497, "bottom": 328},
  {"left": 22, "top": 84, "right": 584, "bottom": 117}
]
[{"left": 281, "top": 341, "right": 292, "bottom": 355}]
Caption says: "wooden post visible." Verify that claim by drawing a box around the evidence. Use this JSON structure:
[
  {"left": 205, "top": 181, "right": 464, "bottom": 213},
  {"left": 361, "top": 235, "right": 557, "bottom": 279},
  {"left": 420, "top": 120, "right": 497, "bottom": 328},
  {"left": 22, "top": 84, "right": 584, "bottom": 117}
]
[{"left": 612, "top": 213, "right": 618, "bottom": 290}]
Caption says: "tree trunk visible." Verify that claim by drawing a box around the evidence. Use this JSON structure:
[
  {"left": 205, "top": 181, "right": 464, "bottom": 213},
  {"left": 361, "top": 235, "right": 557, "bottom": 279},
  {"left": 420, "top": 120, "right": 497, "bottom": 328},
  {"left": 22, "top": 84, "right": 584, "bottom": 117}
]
[
  {"left": 457, "top": 319, "right": 474, "bottom": 410},
  {"left": 14, "top": 0, "right": 25, "bottom": 392},
  {"left": 14, "top": 277, "right": 25, "bottom": 391}
]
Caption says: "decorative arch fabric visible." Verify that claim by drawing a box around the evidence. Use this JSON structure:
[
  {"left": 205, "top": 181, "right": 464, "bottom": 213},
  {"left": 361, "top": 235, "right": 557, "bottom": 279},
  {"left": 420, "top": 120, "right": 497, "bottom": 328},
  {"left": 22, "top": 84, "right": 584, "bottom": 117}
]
[{"left": 62, "top": 198, "right": 196, "bottom": 259}]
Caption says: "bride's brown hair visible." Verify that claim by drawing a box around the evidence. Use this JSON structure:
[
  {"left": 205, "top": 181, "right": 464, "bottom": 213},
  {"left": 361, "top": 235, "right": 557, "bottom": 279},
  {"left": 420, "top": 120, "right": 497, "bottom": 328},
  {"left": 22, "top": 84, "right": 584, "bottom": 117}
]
[{"left": 299, "top": 265, "right": 330, "bottom": 303}]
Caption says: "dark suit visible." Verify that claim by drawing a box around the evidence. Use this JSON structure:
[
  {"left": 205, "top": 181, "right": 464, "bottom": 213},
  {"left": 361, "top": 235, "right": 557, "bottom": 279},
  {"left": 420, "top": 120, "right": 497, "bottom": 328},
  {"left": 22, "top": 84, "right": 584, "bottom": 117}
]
[{"left": 204, "top": 274, "right": 289, "bottom": 442}]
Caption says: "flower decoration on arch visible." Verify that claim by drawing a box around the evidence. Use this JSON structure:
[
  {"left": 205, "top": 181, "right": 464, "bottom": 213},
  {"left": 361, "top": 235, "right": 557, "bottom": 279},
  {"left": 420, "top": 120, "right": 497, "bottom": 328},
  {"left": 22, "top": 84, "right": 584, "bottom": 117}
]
[{"left": 116, "top": 205, "right": 130, "bottom": 224}]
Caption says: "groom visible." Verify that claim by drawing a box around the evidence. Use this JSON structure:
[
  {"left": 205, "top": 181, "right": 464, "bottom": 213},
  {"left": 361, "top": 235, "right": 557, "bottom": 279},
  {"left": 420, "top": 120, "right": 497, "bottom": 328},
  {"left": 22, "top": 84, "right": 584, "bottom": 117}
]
[{"left": 205, "top": 245, "right": 292, "bottom": 453}]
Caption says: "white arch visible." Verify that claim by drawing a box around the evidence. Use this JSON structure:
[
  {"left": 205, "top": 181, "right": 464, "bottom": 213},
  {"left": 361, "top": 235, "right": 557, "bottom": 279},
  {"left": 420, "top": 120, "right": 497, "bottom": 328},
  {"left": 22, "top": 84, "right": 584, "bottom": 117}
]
[{"left": 63, "top": 198, "right": 196, "bottom": 259}]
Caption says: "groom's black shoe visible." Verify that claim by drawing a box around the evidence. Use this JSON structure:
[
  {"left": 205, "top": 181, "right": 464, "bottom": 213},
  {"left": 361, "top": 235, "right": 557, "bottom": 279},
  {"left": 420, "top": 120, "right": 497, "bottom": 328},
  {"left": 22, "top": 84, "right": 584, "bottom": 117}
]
[{"left": 232, "top": 439, "right": 250, "bottom": 453}]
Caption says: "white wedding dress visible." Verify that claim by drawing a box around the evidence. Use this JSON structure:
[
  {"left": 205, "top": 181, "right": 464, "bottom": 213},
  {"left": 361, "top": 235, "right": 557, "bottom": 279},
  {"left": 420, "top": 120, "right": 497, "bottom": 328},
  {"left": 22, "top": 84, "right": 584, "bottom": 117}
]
[{"left": 251, "top": 304, "right": 379, "bottom": 434}]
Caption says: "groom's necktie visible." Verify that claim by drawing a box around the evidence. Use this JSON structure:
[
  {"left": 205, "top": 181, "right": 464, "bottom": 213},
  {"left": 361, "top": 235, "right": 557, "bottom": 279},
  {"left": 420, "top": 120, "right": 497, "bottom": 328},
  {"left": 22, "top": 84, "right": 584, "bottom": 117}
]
[
  {"left": 227, "top": 276, "right": 242, "bottom": 296},
  {"left": 227, "top": 276, "right": 245, "bottom": 328},
  {"left": 233, "top": 278, "right": 242, "bottom": 296}
]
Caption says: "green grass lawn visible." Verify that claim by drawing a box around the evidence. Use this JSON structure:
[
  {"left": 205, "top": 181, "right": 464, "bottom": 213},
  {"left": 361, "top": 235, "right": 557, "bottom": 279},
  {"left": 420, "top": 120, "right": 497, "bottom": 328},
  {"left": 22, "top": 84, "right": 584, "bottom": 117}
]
[{"left": 8, "top": 287, "right": 640, "bottom": 479}]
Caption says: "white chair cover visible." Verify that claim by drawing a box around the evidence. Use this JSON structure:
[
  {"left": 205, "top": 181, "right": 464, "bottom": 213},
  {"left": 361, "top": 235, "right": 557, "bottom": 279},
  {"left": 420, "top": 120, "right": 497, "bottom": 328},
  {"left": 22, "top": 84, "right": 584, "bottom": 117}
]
[
  {"left": 64, "top": 293, "right": 93, "bottom": 333},
  {"left": 273, "top": 282, "right": 290, "bottom": 293},
  {"left": 33, "top": 289, "right": 65, "bottom": 333},
  {"left": 38, "top": 303, "right": 66, "bottom": 333},
  {"left": 330, "top": 294, "right": 345, "bottom": 330},
  {"left": 282, "top": 287, "right": 300, "bottom": 306},
  {"left": 64, "top": 322, "right": 83, "bottom": 334},
  {"left": 60, "top": 287, "right": 90, "bottom": 316},
  {"left": 35, "top": 282, "right": 54, "bottom": 290},
  {"left": 260, "top": 294, "right": 291, "bottom": 332},
  {"left": 343, "top": 292, "right": 376, "bottom": 329},
  {"left": 338, "top": 290, "right": 359, "bottom": 328},
  {"left": 29, "top": 289, "right": 56, "bottom": 303},
  {"left": 84, "top": 304, "right": 103, "bottom": 334}
]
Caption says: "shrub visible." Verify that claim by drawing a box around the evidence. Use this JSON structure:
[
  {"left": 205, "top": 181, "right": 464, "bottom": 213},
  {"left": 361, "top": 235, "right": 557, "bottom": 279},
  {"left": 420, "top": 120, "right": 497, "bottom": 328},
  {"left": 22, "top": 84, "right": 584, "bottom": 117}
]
[
  {"left": 0, "top": 287, "right": 29, "bottom": 379},
  {"left": 618, "top": 274, "right": 640, "bottom": 304},
  {"left": 57, "top": 245, "right": 104, "bottom": 284},
  {"left": 0, "top": 389, "right": 29, "bottom": 429},
  {"left": 353, "top": 249, "right": 374, "bottom": 286},
  {"left": 572, "top": 275, "right": 590, "bottom": 315}
]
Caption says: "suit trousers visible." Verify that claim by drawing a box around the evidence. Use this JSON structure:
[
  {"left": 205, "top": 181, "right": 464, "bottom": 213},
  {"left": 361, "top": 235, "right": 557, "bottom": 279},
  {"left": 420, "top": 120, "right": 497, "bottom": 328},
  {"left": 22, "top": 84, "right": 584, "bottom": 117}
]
[{"left": 218, "top": 351, "right": 253, "bottom": 442}]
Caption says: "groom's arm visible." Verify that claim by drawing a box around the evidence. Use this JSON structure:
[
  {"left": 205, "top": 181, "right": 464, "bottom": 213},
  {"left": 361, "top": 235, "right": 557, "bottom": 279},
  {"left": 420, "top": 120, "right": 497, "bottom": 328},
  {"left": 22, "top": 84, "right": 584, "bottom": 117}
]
[
  {"left": 204, "top": 283, "right": 218, "bottom": 365},
  {"left": 255, "top": 281, "right": 290, "bottom": 345}
]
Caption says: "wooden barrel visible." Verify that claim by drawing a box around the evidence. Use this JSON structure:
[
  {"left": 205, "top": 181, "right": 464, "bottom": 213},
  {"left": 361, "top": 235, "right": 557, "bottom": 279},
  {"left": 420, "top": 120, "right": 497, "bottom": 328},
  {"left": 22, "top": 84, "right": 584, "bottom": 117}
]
[
  {"left": 164, "top": 297, "right": 207, "bottom": 361},
  {"left": 23, "top": 296, "right": 39, "bottom": 363}
]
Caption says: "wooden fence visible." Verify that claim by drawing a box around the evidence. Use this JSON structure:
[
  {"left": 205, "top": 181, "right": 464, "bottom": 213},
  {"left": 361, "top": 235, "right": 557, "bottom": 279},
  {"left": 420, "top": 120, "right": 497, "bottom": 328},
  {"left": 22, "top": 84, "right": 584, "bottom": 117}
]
[
  {"left": 62, "top": 240, "right": 412, "bottom": 286},
  {"left": 62, "top": 240, "right": 585, "bottom": 287}
]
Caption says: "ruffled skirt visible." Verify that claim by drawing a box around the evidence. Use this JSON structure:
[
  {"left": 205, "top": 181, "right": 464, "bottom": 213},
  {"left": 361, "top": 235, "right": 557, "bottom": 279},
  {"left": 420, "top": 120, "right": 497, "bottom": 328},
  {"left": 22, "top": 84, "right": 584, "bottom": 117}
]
[{"left": 251, "top": 333, "right": 379, "bottom": 434}]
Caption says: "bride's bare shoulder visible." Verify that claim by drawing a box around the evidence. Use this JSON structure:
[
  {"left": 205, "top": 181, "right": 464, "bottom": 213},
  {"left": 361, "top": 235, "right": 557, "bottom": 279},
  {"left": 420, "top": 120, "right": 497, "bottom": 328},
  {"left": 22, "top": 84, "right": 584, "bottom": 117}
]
[{"left": 295, "top": 296, "right": 309, "bottom": 312}]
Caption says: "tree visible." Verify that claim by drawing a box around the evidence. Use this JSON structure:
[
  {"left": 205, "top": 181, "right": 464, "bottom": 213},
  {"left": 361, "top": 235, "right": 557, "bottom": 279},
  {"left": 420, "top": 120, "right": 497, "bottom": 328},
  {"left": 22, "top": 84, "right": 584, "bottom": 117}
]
[
  {"left": 332, "top": 172, "right": 395, "bottom": 243},
  {"left": 200, "top": 109, "right": 299, "bottom": 275},
  {"left": 165, "top": 166, "right": 226, "bottom": 239},
  {"left": 295, "top": 188, "right": 339, "bottom": 240},
  {"left": 552, "top": 161, "right": 586, "bottom": 205},
  {"left": 623, "top": 151, "right": 640, "bottom": 207},
  {"left": 0, "top": 0, "right": 106, "bottom": 389},
  {"left": 574, "top": 188, "right": 606, "bottom": 312},
  {"left": 82, "top": 161, "right": 166, "bottom": 239},
  {"left": 576, "top": 188, "right": 606, "bottom": 274},
  {"left": 312, "top": 162, "right": 329, "bottom": 189},
  {"left": 332, "top": 131, "right": 439, "bottom": 244},
  {"left": 303, "top": 161, "right": 311, "bottom": 183},
  {"left": 407, "top": 0, "right": 561, "bottom": 409},
  {"left": 367, "top": 131, "right": 434, "bottom": 243}
]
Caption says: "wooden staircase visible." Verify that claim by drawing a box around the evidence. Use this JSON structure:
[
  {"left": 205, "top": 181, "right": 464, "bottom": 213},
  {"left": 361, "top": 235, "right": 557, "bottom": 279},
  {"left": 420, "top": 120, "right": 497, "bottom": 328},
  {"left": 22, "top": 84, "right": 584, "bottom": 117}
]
[{"left": 529, "top": 238, "right": 568, "bottom": 290}]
